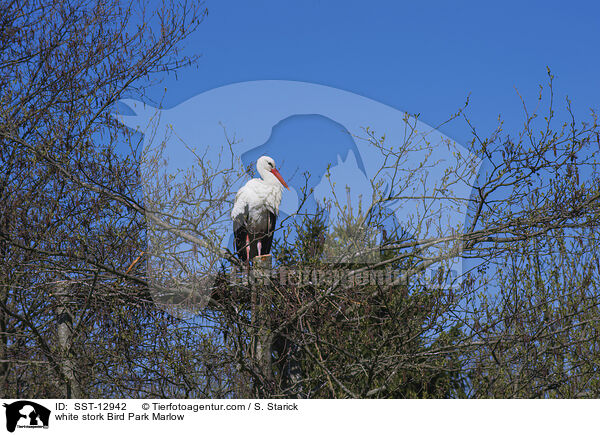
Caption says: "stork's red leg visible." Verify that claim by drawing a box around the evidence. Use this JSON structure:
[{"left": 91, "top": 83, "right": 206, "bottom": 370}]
[
  {"left": 246, "top": 233, "right": 251, "bottom": 264},
  {"left": 257, "top": 240, "right": 262, "bottom": 257}
]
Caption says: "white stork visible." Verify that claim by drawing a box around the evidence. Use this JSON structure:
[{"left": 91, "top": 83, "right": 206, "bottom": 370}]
[{"left": 231, "top": 156, "right": 289, "bottom": 264}]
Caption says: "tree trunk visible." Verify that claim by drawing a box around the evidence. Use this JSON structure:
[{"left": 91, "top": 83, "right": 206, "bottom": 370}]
[
  {"left": 251, "top": 255, "right": 274, "bottom": 397},
  {"left": 55, "top": 282, "right": 81, "bottom": 398}
]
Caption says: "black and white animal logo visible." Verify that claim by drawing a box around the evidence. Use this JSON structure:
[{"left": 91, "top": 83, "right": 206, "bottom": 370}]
[{"left": 3, "top": 401, "right": 51, "bottom": 433}]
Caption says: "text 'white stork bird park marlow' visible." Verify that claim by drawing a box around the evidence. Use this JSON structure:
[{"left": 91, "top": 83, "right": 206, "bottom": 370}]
[{"left": 231, "top": 156, "right": 290, "bottom": 265}]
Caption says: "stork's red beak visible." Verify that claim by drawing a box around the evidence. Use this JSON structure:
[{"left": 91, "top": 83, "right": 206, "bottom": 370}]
[{"left": 270, "top": 168, "right": 289, "bottom": 190}]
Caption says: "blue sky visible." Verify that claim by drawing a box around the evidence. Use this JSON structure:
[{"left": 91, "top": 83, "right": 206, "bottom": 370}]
[
  {"left": 152, "top": 0, "right": 600, "bottom": 146},
  {"left": 131, "top": 0, "right": 599, "bottom": 280}
]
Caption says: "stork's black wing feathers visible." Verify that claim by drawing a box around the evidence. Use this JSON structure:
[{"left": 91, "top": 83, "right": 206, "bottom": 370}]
[
  {"left": 233, "top": 206, "right": 250, "bottom": 262},
  {"left": 233, "top": 224, "right": 248, "bottom": 262},
  {"left": 261, "top": 211, "right": 277, "bottom": 256}
]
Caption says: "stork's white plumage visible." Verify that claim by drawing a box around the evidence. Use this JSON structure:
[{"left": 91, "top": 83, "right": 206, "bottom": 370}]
[{"left": 231, "top": 156, "right": 289, "bottom": 263}]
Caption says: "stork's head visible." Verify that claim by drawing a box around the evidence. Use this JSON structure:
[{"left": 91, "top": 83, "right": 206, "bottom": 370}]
[{"left": 257, "top": 156, "right": 289, "bottom": 190}]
